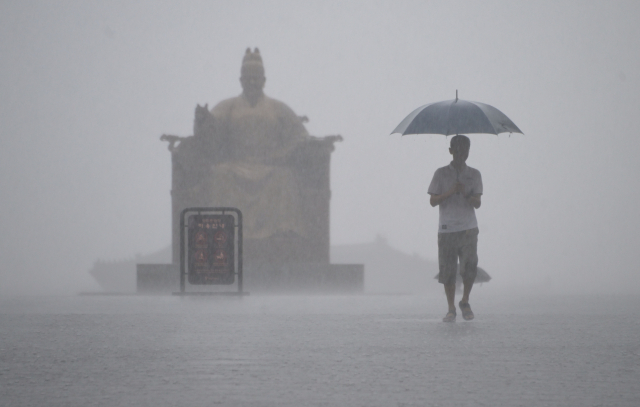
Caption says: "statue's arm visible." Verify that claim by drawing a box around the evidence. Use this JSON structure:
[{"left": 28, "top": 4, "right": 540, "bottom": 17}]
[{"left": 160, "top": 134, "right": 187, "bottom": 152}]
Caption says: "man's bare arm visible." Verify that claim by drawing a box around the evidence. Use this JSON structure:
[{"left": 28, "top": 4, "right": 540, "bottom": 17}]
[
  {"left": 430, "top": 183, "right": 481, "bottom": 209},
  {"left": 430, "top": 183, "right": 462, "bottom": 207}
]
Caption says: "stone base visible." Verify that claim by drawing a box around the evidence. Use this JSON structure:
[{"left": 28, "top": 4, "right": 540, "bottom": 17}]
[
  {"left": 136, "top": 263, "right": 364, "bottom": 294},
  {"left": 243, "top": 262, "right": 363, "bottom": 293},
  {"left": 137, "top": 264, "right": 180, "bottom": 293}
]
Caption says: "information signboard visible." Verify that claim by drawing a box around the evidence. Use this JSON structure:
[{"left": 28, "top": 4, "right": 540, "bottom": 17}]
[{"left": 187, "top": 214, "right": 235, "bottom": 285}]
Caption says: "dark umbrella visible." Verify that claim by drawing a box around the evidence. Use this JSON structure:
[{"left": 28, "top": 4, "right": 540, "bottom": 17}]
[{"left": 391, "top": 92, "right": 523, "bottom": 136}]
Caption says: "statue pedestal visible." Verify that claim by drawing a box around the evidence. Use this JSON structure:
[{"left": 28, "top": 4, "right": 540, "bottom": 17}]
[
  {"left": 136, "top": 263, "right": 363, "bottom": 293},
  {"left": 137, "top": 264, "right": 179, "bottom": 293},
  {"left": 242, "top": 263, "right": 363, "bottom": 293}
]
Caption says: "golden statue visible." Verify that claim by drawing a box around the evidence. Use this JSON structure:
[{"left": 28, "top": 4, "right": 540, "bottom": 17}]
[
  {"left": 163, "top": 48, "right": 342, "bottom": 265},
  {"left": 206, "top": 48, "right": 310, "bottom": 239}
]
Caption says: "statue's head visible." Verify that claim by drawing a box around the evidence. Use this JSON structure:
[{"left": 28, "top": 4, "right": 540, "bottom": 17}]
[{"left": 240, "top": 48, "right": 266, "bottom": 100}]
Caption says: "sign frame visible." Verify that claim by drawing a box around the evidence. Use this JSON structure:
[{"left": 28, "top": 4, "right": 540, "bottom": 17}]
[{"left": 175, "top": 207, "right": 246, "bottom": 296}]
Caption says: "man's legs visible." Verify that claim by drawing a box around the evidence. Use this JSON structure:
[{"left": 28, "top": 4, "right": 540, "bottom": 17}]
[
  {"left": 444, "top": 283, "right": 456, "bottom": 312},
  {"left": 445, "top": 272, "right": 473, "bottom": 314},
  {"left": 438, "top": 232, "right": 459, "bottom": 321},
  {"left": 458, "top": 228, "right": 479, "bottom": 319},
  {"left": 460, "top": 277, "right": 473, "bottom": 305},
  {"left": 445, "top": 271, "right": 472, "bottom": 314}
]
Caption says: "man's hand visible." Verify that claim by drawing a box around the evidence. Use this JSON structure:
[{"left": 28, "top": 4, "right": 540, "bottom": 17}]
[
  {"left": 430, "top": 182, "right": 465, "bottom": 207},
  {"left": 430, "top": 183, "right": 482, "bottom": 208}
]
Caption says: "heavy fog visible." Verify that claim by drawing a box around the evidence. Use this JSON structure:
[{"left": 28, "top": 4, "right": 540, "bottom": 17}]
[{"left": 1, "top": 1, "right": 639, "bottom": 296}]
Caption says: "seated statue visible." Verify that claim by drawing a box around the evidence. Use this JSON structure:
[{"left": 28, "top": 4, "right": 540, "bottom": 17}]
[
  {"left": 164, "top": 48, "right": 341, "bottom": 265},
  {"left": 206, "top": 48, "right": 310, "bottom": 240}
]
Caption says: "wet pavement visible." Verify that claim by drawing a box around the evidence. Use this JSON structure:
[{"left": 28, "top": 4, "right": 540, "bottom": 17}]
[{"left": 1, "top": 292, "right": 639, "bottom": 406}]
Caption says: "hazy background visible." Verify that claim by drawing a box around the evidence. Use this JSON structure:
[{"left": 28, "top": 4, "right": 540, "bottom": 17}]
[{"left": 1, "top": 0, "right": 639, "bottom": 295}]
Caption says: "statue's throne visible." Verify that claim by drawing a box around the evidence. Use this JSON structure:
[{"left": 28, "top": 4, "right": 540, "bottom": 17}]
[{"left": 155, "top": 106, "right": 361, "bottom": 292}]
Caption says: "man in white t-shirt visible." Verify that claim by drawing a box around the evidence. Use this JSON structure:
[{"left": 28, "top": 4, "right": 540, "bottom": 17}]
[{"left": 428, "top": 135, "right": 483, "bottom": 322}]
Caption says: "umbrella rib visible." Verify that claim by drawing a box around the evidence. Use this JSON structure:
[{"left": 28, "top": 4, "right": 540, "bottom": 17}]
[{"left": 445, "top": 101, "right": 454, "bottom": 136}]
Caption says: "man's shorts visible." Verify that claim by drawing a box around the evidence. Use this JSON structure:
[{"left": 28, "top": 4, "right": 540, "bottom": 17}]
[{"left": 437, "top": 227, "right": 479, "bottom": 285}]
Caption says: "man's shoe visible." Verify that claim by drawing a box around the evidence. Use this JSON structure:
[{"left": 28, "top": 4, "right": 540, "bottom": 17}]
[
  {"left": 442, "top": 309, "right": 456, "bottom": 322},
  {"left": 459, "top": 301, "right": 474, "bottom": 321}
]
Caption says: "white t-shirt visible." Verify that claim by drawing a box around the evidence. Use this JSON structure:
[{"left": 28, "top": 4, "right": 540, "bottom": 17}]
[{"left": 428, "top": 162, "right": 483, "bottom": 233}]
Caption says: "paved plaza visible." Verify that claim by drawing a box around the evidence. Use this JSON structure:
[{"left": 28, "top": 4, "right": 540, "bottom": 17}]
[{"left": 1, "top": 292, "right": 639, "bottom": 406}]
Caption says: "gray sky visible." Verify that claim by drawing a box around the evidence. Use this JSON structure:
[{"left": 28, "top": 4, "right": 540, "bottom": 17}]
[{"left": 1, "top": 0, "right": 639, "bottom": 295}]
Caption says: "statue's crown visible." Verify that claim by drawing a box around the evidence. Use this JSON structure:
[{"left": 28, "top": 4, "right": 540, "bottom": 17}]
[
  {"left": 243, "top": 47, "right": 263, "bottom": 65},
  {"left": 241, "top": 47, "right": 264, "bottom": 76}
]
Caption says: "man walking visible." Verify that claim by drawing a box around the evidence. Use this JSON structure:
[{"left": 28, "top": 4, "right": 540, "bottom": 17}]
[{"left": 428, "top": 135, "right": 482, "bottom": 322}]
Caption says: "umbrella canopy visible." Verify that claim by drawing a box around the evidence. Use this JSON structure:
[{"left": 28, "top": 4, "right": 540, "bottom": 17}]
[{"left": 392, "top": 98, "right": 523, "bottom": 136}]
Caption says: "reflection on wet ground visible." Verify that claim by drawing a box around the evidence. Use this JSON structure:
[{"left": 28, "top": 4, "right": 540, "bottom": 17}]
[{"left": 1, "top": 293, "right": 639, "bottom": 406}]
